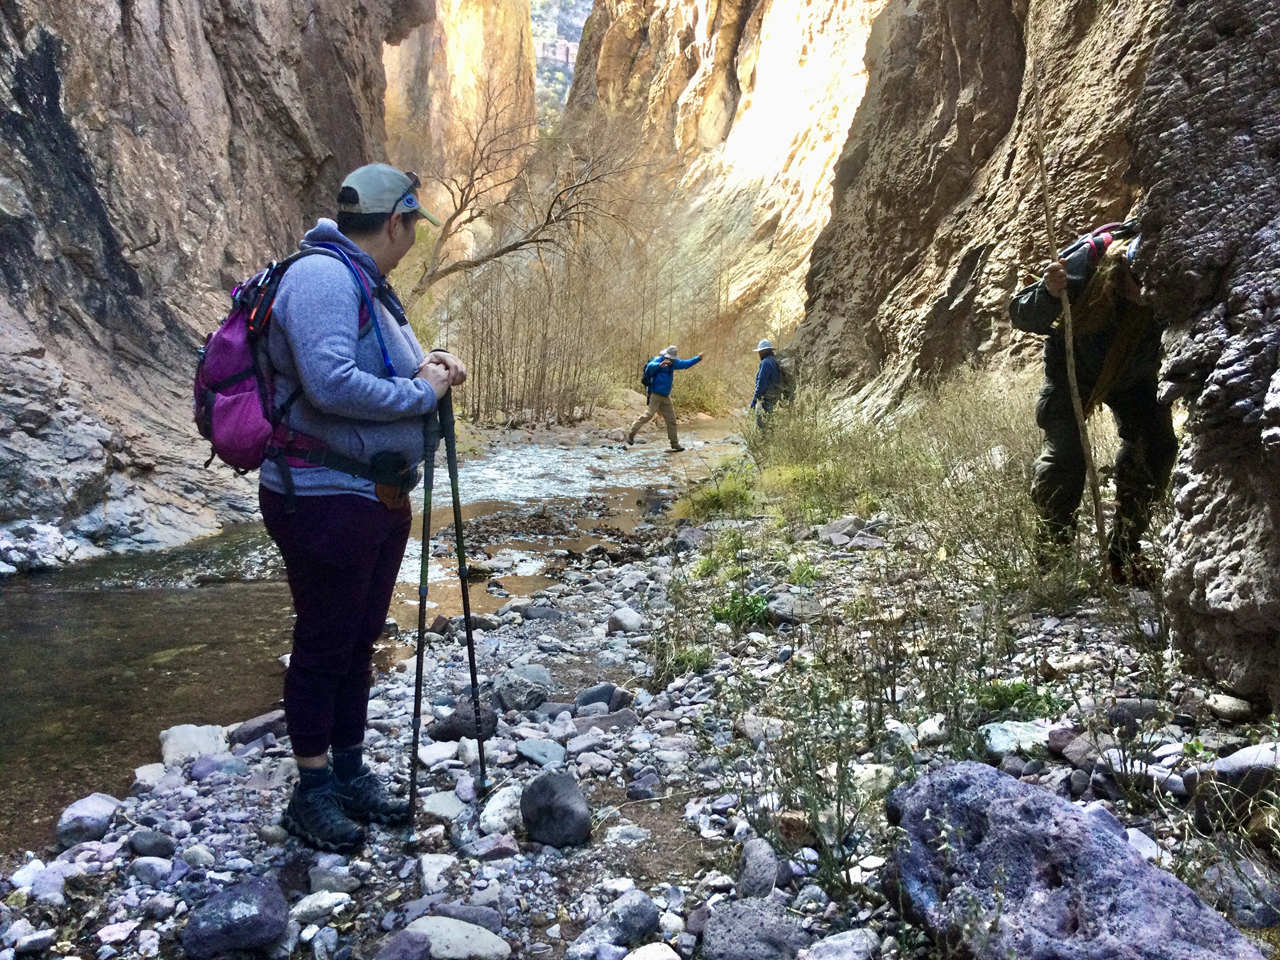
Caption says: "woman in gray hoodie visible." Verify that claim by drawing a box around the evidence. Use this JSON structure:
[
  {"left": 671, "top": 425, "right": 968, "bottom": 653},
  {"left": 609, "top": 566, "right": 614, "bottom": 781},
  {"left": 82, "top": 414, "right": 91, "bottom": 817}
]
[{"left": 260, "top": 164, "right": 464, "bottom": 852}]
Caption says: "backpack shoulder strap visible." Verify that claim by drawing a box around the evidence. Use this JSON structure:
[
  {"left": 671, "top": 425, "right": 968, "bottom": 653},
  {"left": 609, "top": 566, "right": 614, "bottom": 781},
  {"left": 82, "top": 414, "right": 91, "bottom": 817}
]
[{"left": 308, "top": 242, "right": 398, "bottom": 378}]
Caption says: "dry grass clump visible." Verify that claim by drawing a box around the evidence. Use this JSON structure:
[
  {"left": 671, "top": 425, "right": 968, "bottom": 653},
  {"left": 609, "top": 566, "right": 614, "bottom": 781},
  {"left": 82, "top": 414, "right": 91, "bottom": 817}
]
[{"left": 741, "top": 367, "right": 1123, "bottom": 601}]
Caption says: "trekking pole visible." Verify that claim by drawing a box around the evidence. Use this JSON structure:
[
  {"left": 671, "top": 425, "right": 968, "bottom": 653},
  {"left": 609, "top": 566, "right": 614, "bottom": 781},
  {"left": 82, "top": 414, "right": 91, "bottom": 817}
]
[
  {"left": 438, "top": 391, "right": 492, "bottom": 796},
  {"left": 407, "top": 411, "right": 441, "bottom": 833},
  {"left": 1030, "top": 60, "right": 1108, "bottom": 570}
]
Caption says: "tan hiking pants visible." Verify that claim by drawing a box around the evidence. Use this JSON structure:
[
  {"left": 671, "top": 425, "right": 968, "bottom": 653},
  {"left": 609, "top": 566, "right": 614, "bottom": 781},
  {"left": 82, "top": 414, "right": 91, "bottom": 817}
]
[{"left": 628, "top": 393, "right": 679, "bottom": 447}]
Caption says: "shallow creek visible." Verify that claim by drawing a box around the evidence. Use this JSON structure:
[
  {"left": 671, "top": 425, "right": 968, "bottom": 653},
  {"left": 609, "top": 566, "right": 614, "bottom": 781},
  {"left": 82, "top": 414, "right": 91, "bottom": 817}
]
[{"left": 0, "top": 421, "right": 742, "bottom": 854}]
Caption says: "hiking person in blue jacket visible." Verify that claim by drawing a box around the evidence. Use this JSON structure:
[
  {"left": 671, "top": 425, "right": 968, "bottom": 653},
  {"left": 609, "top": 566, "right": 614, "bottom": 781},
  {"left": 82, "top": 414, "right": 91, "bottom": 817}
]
[
  {"left": 626, "top": 345, "right": 702, "bottom": 451},
  {"left": 750, "top": 339, "right": 781, "bottom": 426},
  {"left": 260, "top": 164, "right": 466, "bottom": 852}
]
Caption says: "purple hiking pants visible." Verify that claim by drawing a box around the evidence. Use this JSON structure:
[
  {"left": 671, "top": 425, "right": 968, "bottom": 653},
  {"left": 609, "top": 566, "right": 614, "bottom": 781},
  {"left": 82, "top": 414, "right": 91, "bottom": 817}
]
[{"left": 260, "top": 487, "right": 411, "bottom": 758}]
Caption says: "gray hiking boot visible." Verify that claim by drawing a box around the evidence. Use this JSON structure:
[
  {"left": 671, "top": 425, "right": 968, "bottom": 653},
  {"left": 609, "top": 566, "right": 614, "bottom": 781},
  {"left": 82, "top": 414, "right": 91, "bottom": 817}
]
[
  {"left": 335, "top": 767, "right": 410, "bottom": 825},
  {"left": 281, "top": 776, "right": 367, "bottom": 853}
]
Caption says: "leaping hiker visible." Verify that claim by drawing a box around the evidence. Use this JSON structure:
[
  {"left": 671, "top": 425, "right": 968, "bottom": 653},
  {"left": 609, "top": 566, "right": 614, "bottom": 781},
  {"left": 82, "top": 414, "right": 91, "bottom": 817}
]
[
  {"left": 199, "top": 163, "right": 467, "bottom": 852},
  {"left": 627, "top": 345, "right": 702, "bottom": 452},
  {"left": 1009, "top": 218, "right": 1177, "bottom": 585}
]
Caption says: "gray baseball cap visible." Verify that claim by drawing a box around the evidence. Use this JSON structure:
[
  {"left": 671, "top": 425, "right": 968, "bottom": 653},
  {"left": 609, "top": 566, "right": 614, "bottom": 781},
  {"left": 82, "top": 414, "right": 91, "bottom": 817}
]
[{"left": 338, "top": 164, "right": 441, "bottom": 226}]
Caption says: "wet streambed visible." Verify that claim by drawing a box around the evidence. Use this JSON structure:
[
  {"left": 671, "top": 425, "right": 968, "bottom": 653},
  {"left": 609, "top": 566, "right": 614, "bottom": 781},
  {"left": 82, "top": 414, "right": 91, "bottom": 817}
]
[{"left": 0, "top": 421, "right": 742, "bottom": 855}]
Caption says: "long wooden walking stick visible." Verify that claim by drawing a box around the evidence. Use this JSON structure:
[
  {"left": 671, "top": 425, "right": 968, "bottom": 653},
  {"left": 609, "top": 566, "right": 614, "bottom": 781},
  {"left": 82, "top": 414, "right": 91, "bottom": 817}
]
[
  {"left": 438, "top": 391, "right": 493, "bottom": 796},
  {"left": 1030, "top": 60, "right": 1108, "bottom": 568},
  {"left": 407, "top": 411, "right": 441, "bottom": 832}
]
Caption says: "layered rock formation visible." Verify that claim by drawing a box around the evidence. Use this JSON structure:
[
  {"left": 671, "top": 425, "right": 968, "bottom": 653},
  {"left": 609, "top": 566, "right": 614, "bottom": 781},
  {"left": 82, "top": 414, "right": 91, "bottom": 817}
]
[
  {"left": 796, "top": 0, "right": 1165, "bottom": 409},
  {"left": 0, "top": 0, "right": 429, "bottom": 568},
  {"left": 1133, "top": 0, "right": 1280, "bottom": 708},
  {"left": 567, "top": 0, "right": 890, "bottom": 352}
]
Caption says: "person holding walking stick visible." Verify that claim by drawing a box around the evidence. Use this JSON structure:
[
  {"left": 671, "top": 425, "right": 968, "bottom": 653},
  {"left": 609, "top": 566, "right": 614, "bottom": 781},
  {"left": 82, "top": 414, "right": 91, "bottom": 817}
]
[
  {"left": 257, "top": 164, "right": 466, "bottom": 852},
  {"left": 1009, "top": 220, "right": 1177, "bottom": 585}
]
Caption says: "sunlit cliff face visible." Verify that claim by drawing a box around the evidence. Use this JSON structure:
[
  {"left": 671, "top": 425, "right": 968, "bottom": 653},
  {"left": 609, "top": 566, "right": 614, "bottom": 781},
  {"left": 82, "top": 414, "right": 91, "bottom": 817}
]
[
  {"left": 383, "top": 0, "right": 537, "bottom": 263},
  {"left": 669, "top": 0, "right": 890, "bottom": 340},
  {"left": 383, "top": 0, "right": 536, "bottom": 175}
]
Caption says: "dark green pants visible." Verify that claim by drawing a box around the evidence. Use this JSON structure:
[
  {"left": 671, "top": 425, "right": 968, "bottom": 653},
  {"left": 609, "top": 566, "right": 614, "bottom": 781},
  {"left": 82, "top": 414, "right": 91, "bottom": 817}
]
[{"left": 1031, "top": 368, "right": 1177, "bottom": 564}]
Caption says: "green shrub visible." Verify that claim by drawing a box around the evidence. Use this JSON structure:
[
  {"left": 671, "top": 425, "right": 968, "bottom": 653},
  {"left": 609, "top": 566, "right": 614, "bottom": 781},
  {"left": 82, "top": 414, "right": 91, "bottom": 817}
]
[{"left": 712, "top": 590, "right": 769, "bottom": 629}]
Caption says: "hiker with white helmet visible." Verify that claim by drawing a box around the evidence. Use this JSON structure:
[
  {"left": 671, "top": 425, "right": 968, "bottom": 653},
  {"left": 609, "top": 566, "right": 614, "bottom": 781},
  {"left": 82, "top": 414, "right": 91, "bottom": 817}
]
[
  {"left": 627, "top": 345, "right": 702, "bottom": 452},
  {"left": 750, "top": 339, "right": 782, "bottom": 425}
]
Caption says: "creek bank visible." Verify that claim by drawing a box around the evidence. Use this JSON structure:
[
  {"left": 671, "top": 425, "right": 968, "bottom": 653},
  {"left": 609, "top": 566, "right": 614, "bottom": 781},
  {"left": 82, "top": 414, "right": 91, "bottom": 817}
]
[
  {"left": 0, "top": 420, "right": 740, "bottom": 854},
  {"left": 4, "top": 501, "right": 1278, "bottom": 958}
]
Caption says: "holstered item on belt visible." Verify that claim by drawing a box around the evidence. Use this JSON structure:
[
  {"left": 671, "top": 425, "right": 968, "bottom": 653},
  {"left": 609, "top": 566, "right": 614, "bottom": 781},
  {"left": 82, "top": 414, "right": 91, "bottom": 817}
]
[{"left": 376, "top": 484, "right": 410, "bottom": 510}]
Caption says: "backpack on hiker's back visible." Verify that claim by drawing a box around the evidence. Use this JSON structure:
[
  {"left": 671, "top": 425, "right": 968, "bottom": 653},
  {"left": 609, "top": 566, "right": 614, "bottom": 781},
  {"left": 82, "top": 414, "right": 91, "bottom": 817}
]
[
  {"left": 640, "top": 356, "right": 661, "bottom": 393},
  {"left": 763, "top": 351, "right": 798, "bottom": 403},
  {"left": 193, "top": 246, "right": 413, "bottom": 488}
]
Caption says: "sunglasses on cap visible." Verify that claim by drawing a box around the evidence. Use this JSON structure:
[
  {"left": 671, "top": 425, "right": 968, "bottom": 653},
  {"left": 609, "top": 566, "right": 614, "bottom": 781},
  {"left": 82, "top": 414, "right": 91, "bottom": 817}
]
[{"left": 394, "top": 172, "right": 421, "bottom": 216}]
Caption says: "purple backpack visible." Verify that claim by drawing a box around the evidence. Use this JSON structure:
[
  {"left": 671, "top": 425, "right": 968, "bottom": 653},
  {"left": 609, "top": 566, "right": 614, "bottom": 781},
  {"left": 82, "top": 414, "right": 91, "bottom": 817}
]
[
  {"left": 193, "top": 250, "right": 322, "bottom": 471},
  {"left": 195, "top": 245, "right": 410, "bottom": 486}
]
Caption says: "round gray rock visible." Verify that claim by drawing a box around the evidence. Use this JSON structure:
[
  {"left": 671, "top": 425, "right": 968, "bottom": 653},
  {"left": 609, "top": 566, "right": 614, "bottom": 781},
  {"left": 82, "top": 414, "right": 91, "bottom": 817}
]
[
  {"left": 128, "top": 829, "right": 176, "bottom": 859},
  {"left": 181, "top": 879, "right": 289, "bottom": 960},
  {"left": 56, "top": 793, "right": 121, "bottom": 848},
  {"left": 703, "top": 899, "right": 811, "bottom": 960},
  {"left": 521, "top": 771, "right": 591, "bottom": 847},
  {"left": 737, "top": 838, "right": 779, "bottom": 898}
]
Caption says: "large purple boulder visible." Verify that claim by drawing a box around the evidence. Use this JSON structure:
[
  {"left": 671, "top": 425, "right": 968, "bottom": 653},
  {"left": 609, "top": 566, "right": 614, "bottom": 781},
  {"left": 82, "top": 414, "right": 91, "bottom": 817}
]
[{"left": 886, "top": 762, "right": 1262, "bottom": 959}]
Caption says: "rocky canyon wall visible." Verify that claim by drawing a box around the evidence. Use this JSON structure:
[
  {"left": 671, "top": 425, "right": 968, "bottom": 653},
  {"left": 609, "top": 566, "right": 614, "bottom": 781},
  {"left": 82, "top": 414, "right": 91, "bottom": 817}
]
[
  {"left": 384, "top": 0, "right": 537, "bottom": 176},
  {"left": 795, "top": 0, "right": 1166, "bottom": 410},
  {"left": 0, "top": 0, "right": 429, "bottom": 569},
  {"left": 566, "top": 0, "right": 889, "bottom": 353},
  {"left": 1133, "top": 0, "right": 1280, "bottom": 708}
]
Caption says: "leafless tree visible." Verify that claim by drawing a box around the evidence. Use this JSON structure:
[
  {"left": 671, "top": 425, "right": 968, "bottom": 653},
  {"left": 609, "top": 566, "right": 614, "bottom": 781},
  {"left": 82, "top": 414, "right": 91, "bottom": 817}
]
[{"left": 408, "top": 76, "right": 631, "bottom": 299}]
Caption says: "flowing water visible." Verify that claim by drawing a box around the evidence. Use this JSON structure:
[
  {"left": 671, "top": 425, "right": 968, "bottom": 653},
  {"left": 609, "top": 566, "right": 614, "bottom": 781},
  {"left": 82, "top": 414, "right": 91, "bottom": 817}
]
[{"left": 0, "top": 421, "right": 742, "bottom": 855}]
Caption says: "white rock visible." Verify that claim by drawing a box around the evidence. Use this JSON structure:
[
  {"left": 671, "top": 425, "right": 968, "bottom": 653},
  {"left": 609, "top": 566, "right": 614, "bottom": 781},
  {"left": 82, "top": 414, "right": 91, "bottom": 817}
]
[
  {"left": 289, "top": 891, "right": 351, "bottom": 924},
  {"left": 405, "top": 917, "right": 512, "bottom": 960},
  {"left": 798, "top": 929, "right": 882, "bottom": 960},
  {"left": 3, "top": 918, "right": 35, "bottom": 948},
  {"left": 419, "top": 854, "right": 457, "bottom": 895},
  {"left": 658, "top": 911, "right": 685, "bottom": 937},
  {"left": 458, "top": 738, "right": 479, "bottom": 765},
  {"left": 916, "top": 714, "right": 949, "bottom": 747},
  {"left": 478, "top": 784, "right": 524, "bottom": 836},
  {"left": 159, "top": 724, "right": 226, "bottom": 765},
  {"left": 9, "top": 860, "right": 45, "bottom": 890},
  {"left": 1126, "top": 828, "right": 1170, "bottom": 866},
  {"left": 627, "top": 944, "right": 679, "bottom": 960},
  {"left": 600, "top": 877, "right": 635, "bottom": 896},
  {"left": 131, "top": 763, "right": 166, "bottom": 794},
  {"left": 607, "top": 606, "right": 646, "bottom": 634},
  {"left": 419, "top": 741, "right": 460, "bottom": 766}
]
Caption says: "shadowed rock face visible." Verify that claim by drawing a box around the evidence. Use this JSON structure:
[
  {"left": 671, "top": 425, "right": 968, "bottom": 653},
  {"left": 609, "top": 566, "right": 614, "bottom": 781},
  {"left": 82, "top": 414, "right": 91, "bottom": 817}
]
[
  {"left": 796, "top": 0, "right": 1164, "bottom": 410},
  {"left": 0, "top": 0, "right": 429, "bottom": 568},
  {"left": 887, "top": 762, "right": 1263, "bottom": 960},
  {"left": 1132, "top": 0, "right": 1280, "bottom": 710}
]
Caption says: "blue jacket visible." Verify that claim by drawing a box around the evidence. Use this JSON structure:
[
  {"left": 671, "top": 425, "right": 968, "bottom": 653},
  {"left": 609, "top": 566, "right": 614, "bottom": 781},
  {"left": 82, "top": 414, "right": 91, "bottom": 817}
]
[
  {"left": 643, "top": 354, "right": 701, "bottom": 397},
  {"left": 260, "top": 219, "right": 437, "bottom": 500},
  {"left": 752, "top": 355, "right": 780, "bottom": 406}
]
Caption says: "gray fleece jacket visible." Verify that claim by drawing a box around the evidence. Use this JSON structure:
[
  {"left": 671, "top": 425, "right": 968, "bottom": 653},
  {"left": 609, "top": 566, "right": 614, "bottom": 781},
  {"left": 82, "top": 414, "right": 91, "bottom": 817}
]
[{"left": 259, "top": 219, "right": 437, "bottom": 500}]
